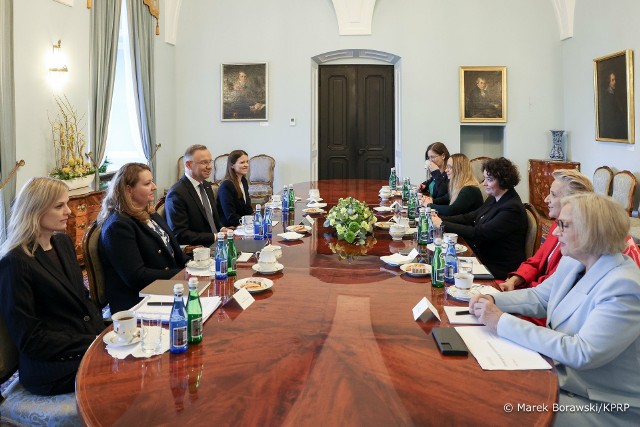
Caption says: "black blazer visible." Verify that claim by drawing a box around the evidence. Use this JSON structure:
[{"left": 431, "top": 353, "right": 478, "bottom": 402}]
[
  {"left": 99, "top": 211, "right": 186, "bottom": 313},
  {"left": 442, "top": 188, "right": 527, "bottom": 280},
  {"left": 429, "top": 185, "right": 484, "bottom": 217},
  {"left": 217, "top": 177, "right": 253, "bottom": 227},
  {"left": 0, "top": 234, "right": 105, "bottom": 395},
  {"left": 421, "top": 169, "right": 449, "bottom": 199},
  {"left": 165, "top": 176, "right": 222, "bottom": 246}
]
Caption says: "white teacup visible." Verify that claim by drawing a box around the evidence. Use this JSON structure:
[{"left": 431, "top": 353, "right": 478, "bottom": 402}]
[
  {"left": 193, "top": 247, "right": 210, "bottom": 262},
  {"left": 396, "top": 217, "right": 410, "bottom": 231},
  {"left": 309, "top": 189, "right": 320, "bottom": 200},
  {"left": 443, "top": 233, "right": 458, "bottom": 245},
  {"left": 389, "top": 224, "right": 406, "bottom": 241},
  {"left": 258, "top": 250, "right": 278, "bottom": 271},
  {"left": 112, "top": 311, "right": 138, "bottom": 343},
  {"left": 454, "top": 272, "right": 474, "bottom": 290},
  {"left": 262, "top": 245, "right": 282, "bottom": 259},
  {"left": 381, "top": 185, "right": 390, "bottom": 192},
  {"left": 379, "top": 189, "right": 391, "bottom": 200},
  {"left": 240, "top": 215, "right": 254, "bottom": 234}
]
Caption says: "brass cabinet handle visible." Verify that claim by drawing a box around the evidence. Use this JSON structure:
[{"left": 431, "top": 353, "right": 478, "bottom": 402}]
[
  {"left": 78, "top": 204, "right": 87, "bottom": 211},
  {"left": 78, "top": 222, "right": 86, "bottom": 229}
]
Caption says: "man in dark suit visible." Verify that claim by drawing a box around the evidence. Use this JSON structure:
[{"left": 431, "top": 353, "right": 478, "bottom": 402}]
[{"left": 165, "top": 145, "right": 226, "bottom": 246}]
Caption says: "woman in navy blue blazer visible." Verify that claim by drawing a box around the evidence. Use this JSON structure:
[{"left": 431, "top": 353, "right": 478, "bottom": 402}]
[
  {"left": 217, "top": 150, "right": 254, "bottom": 227},
  {"left": 0, "top": 177, "right": 105, "bottom": 395},
  {"left": 98, "top": 163, "right": 185, "bottom": 313}
]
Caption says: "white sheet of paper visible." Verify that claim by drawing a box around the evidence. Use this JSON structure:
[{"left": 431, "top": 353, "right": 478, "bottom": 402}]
[
  {"left": 271, "top": 220, "right": 279, "bottom": 227},
  {"left": 443, "top": 306, "right": 481, "bottom": 325},
  {"left": 237, "top": 252, "right": 253, "bottom": 263},
  {"left": 232, "top": 287, "right": 255, "bottom": 310},
  {"left": 412, "top": 297, "right": 441, "bottom": 322},
  {"left": 132, "top": 295, "right": 221, "bottom": 323},
  {"left": 304, "top": 215, "right": 315, "bottom": 225},
  {"left": 455, "top": 326, "right": 552, "bottom": 370}
]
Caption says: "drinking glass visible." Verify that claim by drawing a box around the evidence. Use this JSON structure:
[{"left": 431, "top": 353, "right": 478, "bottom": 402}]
[
  {"left": 458, "top": 258, "right": 473, "bottom": 275},
  {"left": 140, "top": 315, "right": 163, "bottom": 355}
]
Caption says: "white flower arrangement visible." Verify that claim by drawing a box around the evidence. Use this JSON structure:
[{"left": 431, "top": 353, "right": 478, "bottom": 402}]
[{"left": 323, "top": 197, "right": 377, "bottom": 245}]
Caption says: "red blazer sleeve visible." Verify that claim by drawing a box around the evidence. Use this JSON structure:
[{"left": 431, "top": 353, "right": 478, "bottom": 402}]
[{"left": 509, "top": 222, "right": 560, "bottom": 287}]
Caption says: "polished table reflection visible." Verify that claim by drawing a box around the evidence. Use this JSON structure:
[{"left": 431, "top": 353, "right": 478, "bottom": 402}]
[{"left": 76, "top": 179, "right": 557, "bottom": 426}]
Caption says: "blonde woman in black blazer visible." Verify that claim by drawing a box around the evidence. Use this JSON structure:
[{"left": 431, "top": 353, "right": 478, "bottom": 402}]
[{"left": 0, "top": 178, "right": 105, "bottom": 395}]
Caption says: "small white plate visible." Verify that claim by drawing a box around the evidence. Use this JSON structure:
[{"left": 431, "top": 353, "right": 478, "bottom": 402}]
[
  {"left": 286, "top": 225, "right": 312, "bottom": 233},
  {"left": 379, "top": 254, "right": 415, "bottom": 267},
  {"left": 252, "top": 263, "right": 284, "bottom": 274},
  {"left": 307, "top": 202, "right": 328, "bottom": 208},
  {"left": 400, "top": 263, "right": 432, "bottom": 277},
  {"left": 426, "top": 243, "right": 468, "bottom": 253},
  {"left": 277, "top": 231, "right": 305, "bottom": 241},
  {"left": 234, "top": 277, "right": 274, "bottom": 293},
  {"left": 375, "top": 221, "right": 394, "bottom": 230},
  {"left": 302, "top": 208, "right": 326, "bottom": 215},
  {"left": 103, "top": 329, "right": 142, "bottom": 347},
  {"left": 446, "top": 284, "right": 496, "bottom": 301},
  {"left": 373, "top": 206, "right": 393, "bottom": 213},
  {"left": 234, "top": 228, "right": 253, "bottom": 237},
  {"left": 186, "top": 259, "right": 213, "bottom": 269},
  {"left": 306, "top": 197, "right": 324, "bottom": 202}
]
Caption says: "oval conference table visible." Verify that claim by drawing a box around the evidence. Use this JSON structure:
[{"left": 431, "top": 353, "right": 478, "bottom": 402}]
[{"left": 77, "top": 179, "right": 557, "bottom": 426}]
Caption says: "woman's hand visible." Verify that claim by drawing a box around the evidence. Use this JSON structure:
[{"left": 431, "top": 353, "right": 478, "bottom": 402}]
[
  {"left": 469, "top": 294, "right": 503, "bottom": 333},
  {"left": 421, "top": 196, "right": 433, "bottom": 206},
  {"left": 431, "top": 213, "right": 442, "bottom": 227},
  {"left": 500, "top": 275, "right": 525, "bottom": 291}
]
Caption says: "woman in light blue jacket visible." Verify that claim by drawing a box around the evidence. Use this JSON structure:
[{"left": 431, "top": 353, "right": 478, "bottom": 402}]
[{"left": 470, "top": 193, "right": 640, "bottom": 427}]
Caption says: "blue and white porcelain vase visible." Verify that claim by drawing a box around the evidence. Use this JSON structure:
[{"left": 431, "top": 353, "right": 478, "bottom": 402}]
[{"left": 549, "top": 130, "right": 565, "bottom": 161}]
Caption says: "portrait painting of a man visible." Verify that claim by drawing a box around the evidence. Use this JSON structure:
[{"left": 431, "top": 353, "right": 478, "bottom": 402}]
[
  {"left": 221, "top": 63, "right": 268, "bottom": 121},
  {"left": 460, "top": 67, "right": 507, "bottom": 123},
  {"left": 594, "top": 50, "right": 634, "bottom": 143}
]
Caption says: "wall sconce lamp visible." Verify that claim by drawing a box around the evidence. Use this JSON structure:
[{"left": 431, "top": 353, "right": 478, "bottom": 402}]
[{"left": 48, "top": 40, "right": 68, "bottom": 73}]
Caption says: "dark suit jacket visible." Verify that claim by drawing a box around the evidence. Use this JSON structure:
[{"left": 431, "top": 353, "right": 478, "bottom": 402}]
[
  {"left": 421, "top": 169, "right": 449, "bottom": 199},
  {"left": 217, "top": 177, "right": 253, "bottom": 227},
  {"left": 100, "top": 211, "right": 186, "bottom": 313},
  {"left": 0, "top": 234, "right": 105, "bottom": 395},
  {"left": 442, "top": 188, "right": 527, "bottom": 279},
  {"left": 165, "top": 176, "right": 222, "bottom": 246}
]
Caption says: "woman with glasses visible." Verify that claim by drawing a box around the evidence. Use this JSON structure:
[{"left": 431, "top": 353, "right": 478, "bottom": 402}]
[
  {"left": 470, "top": 193, "right": 640, "bottom": 426},
  {"left": 421, "top": 153, "right": 483, "bottom": 216},
  {"left": 98, "top": 163, "right": 185, "bottom": 313},
  {"left": 217, "top": 150, "right": 254, "bottom": 227},
  {"left": 433, "top": 157, "right": 527, "bottom": 279},
  {"left": 0, "top": 177, "right": 105, "bottom": 395},
  {"left": 500, "top": 169, "right": 640, "bottom": 325},
  {"left": 418, "top": 142, "right": 450, "bottom": 199}
]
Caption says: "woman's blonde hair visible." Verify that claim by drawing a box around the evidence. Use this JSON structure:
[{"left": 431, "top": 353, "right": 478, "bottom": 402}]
[
  {"left": 98, "top": 163, "right": 153, "bottom": 224},
  {"left": 560, "top": 193, "right": 628, "bottom": 256},
  {"left": 448, "top": 153, "right": 479, "bottom": 203},
  {"left": 552, "top": 169, "right": 594, "bottom": 196},
  {"left": 0, "top": 177, "right": 68, "bottom": 258}
]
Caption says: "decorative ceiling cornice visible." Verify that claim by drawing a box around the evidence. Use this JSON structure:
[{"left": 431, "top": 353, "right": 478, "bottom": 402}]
[{"left": 331, "top": 0, "right": 376, "bottom": 36}]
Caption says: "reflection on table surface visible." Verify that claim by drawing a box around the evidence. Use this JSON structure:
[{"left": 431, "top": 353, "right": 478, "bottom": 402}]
[{"left": 76, "top": 179, "right": 557, "bottom": 427}]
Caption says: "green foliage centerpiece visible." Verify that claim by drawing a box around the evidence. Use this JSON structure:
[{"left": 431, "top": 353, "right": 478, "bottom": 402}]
[{"left": 324, "top": 197, "right": 377, "bottom": 245}]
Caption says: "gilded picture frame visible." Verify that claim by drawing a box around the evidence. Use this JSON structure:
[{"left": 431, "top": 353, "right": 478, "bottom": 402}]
[
  {"left": 460, "top": 66, "right": 507, "bottom": 123},
  {"left": 221, "top": 63, "right": 268, "bottom": 121},
  {"left": 594, "top": 50, "right": 634, "bottom": 144}
]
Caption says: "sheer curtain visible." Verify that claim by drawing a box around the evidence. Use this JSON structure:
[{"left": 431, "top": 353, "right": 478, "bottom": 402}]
[
  {"left": 0, "top": 0, "right": 16, "bottom": 242},
  {"left": 127, "top": 0, "right": 157, "bottom": 177},
  {"left": 89, "top": 0, "right": 121, "bottom": 188}
]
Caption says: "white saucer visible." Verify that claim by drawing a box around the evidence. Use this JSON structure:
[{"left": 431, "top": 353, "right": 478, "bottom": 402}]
[
  {"left": 426, "top": 243, "right": 468, "bottom": 253},
  {"left": 234, "top": 277, "right": 274, "bottom": 293},
  {"left": 306, "top": 197, "right": 324, "bottom": 202},
  {"left": 252, "top": 263, "right": 284, "bottom": 274},
  {"left": 234, "top": 228, "right": 253, "bottom": 237},
  {"left": 277, "top": 231, "right": 305, "bottom": 241},
  {"left": 186, "top": 259, "right": 213, "bottom": 269},
  {"left": 307, "top": 202, "right": 328, "bottom": 208},
  {"left": 446, "top": 284, "right": 496, "bottom": 301},
  {"left": 374, "top": 206, "right": 393, "bottom": 213},
  {"left": 103, "top": 329, "right": 142, "bottom": 347}
]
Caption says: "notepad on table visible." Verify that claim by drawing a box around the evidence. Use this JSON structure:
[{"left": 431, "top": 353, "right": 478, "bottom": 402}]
[
  {"left": 131, "top": 295, "right": 221, "bottom": 323},
  {"left": 139, "top": 279, "right": 210, "bottom": 297}
]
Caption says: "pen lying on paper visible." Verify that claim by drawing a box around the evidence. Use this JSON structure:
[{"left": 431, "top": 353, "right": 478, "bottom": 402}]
[
  {"left": 456, "top": 310, "right": 470, "bottom": 315},
  {"left": 147, "top": 302, "right": 173, "bottom": 306}
]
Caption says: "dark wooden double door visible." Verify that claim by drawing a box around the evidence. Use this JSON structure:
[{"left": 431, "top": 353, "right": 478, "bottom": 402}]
[{"left": 319, "top": 65, "right": 395, "bottom": 180}]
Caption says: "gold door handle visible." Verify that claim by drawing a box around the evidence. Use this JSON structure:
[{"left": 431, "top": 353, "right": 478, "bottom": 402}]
[{"left": 78, "top": 222, "right": 86, "bottom": 229}]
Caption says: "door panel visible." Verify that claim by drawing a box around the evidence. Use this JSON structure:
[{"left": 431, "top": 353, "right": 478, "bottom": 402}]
[{"left": 319, "top": 65, "right": 394, "bottom": 180}]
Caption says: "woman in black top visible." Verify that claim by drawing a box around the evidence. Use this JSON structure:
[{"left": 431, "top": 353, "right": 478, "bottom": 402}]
[
  {"left": 418, "top": 142, "right": 450, "bottom": 199},
  {"left": 217, "top": 150, "right": 254, "bottom": 227}
]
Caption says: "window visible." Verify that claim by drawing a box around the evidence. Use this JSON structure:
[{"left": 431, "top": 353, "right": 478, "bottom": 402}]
[{"left": 104, "top": 1, "right": 147, "bottom": 172}]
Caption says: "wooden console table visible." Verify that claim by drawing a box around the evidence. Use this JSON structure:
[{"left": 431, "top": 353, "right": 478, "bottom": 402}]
[
  {"left": 528, "top": 159, "right": 580, "bottom": 217},
  {"left": 67, "top": 189, "right": 105, "bottom": 264}
]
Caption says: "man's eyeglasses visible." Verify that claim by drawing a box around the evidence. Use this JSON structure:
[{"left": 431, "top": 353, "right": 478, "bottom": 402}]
[
  {"left": 194, "top": 160, "right": 214, "bottom": 166},
  {"left": 556, "top": 219, "right": 571, "bottom": 232}
]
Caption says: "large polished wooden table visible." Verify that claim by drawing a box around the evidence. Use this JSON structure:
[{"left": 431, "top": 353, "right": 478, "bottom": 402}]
[{"left": 77, "top": 179, "right": 557, "bottom": 426}]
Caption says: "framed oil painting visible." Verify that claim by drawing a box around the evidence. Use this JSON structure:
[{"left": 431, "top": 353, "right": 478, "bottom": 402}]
[
  {"left": 460, "top": 66, "right": 507, "bottom": 123},
  {"left": 221, "top": 63, "right": 268, "bottom": 121},
  {"left": 594, "top": 49, "right": 634, "bottom": 143}
]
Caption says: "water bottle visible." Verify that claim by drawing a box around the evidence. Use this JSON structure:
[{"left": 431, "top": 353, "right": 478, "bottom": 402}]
[
  {"left": 214, "top": 232, "right": 228, "bottom": 279},
  {"left": 169, "top": 284, "right": 188, "bottom": 354},
  {"left": 263, "top": 206, "right": 273, "bottom": 239},
  {"left": 431, "top": 238, "right": 445, "bottom": 288},
  {"left": 443, "top": 234, "right": 458, "bottom": 285},
  {"left": 253, "top": 204, "right": 264, "bottom": 240},
  {"left": 226, "top": 229, "right": 237, "bottom": 277},
  {"left": 407, "top": 189, "right": 418, "bottom": 222},
  {"left": 186, "top": 277, "right": 203, "bottom": 344},
  {"left": 288, "top": 185, "right": 296, "bottom": 211},
  {"left": 417, "top": 207, "right": 429, "bottom": 245},
  {"left": 426, "top": 207, "right": 435, "bottom": 244},
  {"left": 282, "top": 185, "right": 289, "bottom": 212},
  {"left": 402, "top": 177, "right": 411, "bottom": 204},
  {"left": 389, "top": 167, "right": 398, "bottom": 191}
]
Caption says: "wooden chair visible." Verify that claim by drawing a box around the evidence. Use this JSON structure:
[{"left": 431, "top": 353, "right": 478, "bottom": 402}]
[
  {"left": 177, "top": 156, "right": 185, "bottom": 182},
  {"left": 524, "top": 203, "right": 542, "bottom": 259},
  {"left": 469, "top": 156, "right": 491, "bottom": 200},
  {"left": 248, "top": 154, "right": 276, "bottom": 204},
  {"left": 0, "top": 315, "right": 81, "bottom": 426},
  {"left": 154, "top": 196, "right": 166, "bottom": 219},
  {"left": 611, "top": 170, "right": 637, "bottom": 216},
  {"left": 82, "top": 221, "right": 108, "bottom": 313},
  {"left": 592, "top": 166, "right": 614, "bottom": 196},
  {"left": 213, "top": 154, "right": 229, "bottom": 185}
]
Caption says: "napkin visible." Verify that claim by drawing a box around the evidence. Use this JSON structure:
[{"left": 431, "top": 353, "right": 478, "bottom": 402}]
[
  {"left": 382, "top": 248, "right": 419, "bottom": 264},
  {"left": 237, "top": 252, "right": 253, "bottom": 262},
  {"left": 106, "top": 329, "right": 170, "bottom": 359}
]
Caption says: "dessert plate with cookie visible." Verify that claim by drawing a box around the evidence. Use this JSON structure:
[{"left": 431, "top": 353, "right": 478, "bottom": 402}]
[
  {"left": 286, "top": 224, "right": 312, "bottom": 233},
  {"left": 234, "top": 277, "right": 274, "bottom": 293}
]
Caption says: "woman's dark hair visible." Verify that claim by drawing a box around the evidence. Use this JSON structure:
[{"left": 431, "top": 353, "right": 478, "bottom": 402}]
[
  {"left": 482, "top": 157, "right": 520, "bottom": 190},
  {"left": 425, "top": 142, "right": 450, "bottom": 162},
  {"left": 224, "top": 150, "right": 249, "bottom": 199}
]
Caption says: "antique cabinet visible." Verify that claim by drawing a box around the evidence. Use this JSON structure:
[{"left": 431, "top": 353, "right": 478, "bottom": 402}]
[
  {"left": 66, "top": 190, "right": 105, "bottom": 264},
  {"left": 528, "top": 159, "right": 580, "bottom": 217}
]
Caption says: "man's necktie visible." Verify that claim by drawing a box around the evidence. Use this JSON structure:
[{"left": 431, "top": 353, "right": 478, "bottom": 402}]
[{"left": 198, "top": 183, "right": 217, "bottom": 234}]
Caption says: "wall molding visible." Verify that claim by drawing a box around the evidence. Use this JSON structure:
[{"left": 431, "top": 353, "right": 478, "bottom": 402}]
[{"left": 331, "top": 0, "right": 376, "bottom": 36}]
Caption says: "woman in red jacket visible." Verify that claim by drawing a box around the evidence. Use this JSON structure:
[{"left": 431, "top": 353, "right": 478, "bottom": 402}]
[{"left": 500, "top": 169, "right": 640, "bottom": 325}]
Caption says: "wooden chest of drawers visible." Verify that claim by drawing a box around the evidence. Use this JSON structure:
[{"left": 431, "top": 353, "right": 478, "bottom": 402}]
[
  {"left": 528, "top": 159, "right": 580, "bottom": 217},
  {"left": 66, "top": 190, "right": 105, "bottom": 264}
]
